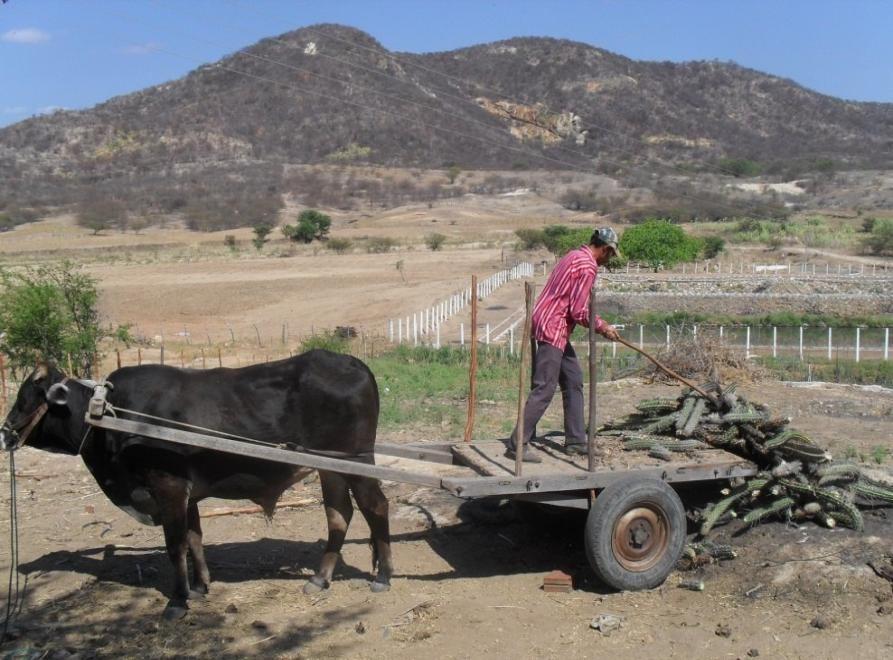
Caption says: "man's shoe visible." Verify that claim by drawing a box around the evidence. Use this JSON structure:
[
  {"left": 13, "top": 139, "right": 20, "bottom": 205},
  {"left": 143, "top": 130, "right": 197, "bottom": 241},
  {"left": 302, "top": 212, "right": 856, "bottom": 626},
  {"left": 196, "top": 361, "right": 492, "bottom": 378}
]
[
  {"left": 565, "top": 443, "right": 606, "bottom": 458},
  {"left": 505, "top": 447, "right": 543, "bottom": 463}
]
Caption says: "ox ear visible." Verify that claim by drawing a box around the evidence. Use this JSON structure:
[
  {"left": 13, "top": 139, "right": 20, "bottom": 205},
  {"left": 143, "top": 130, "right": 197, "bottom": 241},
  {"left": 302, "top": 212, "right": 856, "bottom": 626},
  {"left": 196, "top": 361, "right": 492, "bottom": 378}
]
[
  {"left": 46, "top": 382, "right": 69, "bottom": 407},
  {"left": 32, "top": 364, "right": 49, "bottom": 383}
]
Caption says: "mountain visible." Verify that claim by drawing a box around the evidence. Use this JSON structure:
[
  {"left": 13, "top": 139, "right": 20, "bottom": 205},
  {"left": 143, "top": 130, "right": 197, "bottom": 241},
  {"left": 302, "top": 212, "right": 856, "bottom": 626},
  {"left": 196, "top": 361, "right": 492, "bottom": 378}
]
[{"left": 2, "top": 24, "right": 891, "bottom": 220}]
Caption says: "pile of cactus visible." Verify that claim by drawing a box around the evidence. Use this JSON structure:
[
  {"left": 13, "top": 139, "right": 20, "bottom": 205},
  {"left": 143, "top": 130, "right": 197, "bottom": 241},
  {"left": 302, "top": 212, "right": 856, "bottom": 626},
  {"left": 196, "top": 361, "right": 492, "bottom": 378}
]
[{"left": 603, "top": 383, "right": 893, "bottom": 535}]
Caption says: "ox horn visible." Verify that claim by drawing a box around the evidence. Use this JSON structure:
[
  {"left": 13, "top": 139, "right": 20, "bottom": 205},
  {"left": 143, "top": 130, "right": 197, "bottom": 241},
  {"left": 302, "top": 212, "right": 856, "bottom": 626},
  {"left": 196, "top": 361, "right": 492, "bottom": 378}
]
[{"left": 46, "top": 382, "right": 69, "bottom": 406}]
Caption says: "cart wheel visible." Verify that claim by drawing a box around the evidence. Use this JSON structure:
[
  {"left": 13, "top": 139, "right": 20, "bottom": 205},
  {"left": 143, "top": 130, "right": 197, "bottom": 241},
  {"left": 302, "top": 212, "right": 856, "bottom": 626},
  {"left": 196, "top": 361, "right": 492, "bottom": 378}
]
[{"left": 584, "top": 477, "right": 686, "bottom": 591}]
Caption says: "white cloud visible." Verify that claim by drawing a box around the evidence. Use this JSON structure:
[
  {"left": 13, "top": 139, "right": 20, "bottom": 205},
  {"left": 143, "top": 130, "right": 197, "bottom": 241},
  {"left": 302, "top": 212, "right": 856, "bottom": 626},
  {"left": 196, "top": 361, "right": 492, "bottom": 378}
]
[
  {"left": 123, "top": 41, "right": 162, "bottom": 55},
  {"left": 2, "top": 28, "right": 51, "bottom": 44}
]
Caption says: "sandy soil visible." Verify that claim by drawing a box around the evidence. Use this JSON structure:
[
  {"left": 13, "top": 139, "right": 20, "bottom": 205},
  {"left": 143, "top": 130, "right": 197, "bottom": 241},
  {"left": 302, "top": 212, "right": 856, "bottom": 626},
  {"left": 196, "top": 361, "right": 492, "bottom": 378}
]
[{"left": 0, "top": 380, "right": 890, "bottom": 659}]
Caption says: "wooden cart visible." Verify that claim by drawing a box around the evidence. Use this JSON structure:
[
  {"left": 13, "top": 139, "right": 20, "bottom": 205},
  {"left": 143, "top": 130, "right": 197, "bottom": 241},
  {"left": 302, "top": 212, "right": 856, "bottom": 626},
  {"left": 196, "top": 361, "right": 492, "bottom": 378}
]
[{"left": 86, "top": 408, "right": 756, "bottom": 591}]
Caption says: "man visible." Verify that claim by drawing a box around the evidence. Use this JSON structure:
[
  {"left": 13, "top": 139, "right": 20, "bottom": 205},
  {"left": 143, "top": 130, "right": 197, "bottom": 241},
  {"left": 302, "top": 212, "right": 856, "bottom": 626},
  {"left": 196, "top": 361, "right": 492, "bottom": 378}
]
[{"left": 508, "top": 227, "right": 621, "bottom": 463}]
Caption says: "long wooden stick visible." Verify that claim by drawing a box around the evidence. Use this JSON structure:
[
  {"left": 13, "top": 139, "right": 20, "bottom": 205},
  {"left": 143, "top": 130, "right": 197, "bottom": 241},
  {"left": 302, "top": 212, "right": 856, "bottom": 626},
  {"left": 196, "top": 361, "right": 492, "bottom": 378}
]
[
  {"left": 514, "top": 282, "right": 534, "bottom": 476},
  {"left": 464, "top": 275, "right": 478, "bottom": 443},
  {"left": 587, "top": 288, "right": 598, "bottom": 473},
  {"left": 614, "top": 336, "right": 719, "bottom": 405}
]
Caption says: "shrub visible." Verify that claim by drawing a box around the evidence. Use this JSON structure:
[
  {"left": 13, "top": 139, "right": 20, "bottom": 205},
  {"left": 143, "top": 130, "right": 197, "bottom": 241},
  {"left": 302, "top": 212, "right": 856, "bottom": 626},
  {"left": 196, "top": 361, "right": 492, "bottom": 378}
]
[
  {"left": 619, "top": 220, "right": 702, "bottom": 270},
  {"left": 77, "top": 196, "right": 126, "bottom": 234},
  {"left": 326, "top": 237, "right": 353, "bottom": 254},
  {"left": 252, "top": 223, "right": 273, "bottom": 251},
  {"left": 425, "top": 233, "right": 447, "bottom": 251},
  {"left": 300, "top": 330, "right": 349, "bottom": 354},
  {"left": 718, "top": 158, "right": 762, "bottom": 178},
  {"left": 224, "top": 235, "right": 237, "bottom": 251},
  {"left": 864, "top": 218, "right": 893, "bottom": 255},
  {"left": 560, "top": 188, "right": 599, "bottom": 211},
  {"left": 0, "top": 262, "right": 128, "bottom": 377},
  {"left": 367, "top": 236, "right": 398, "bottom": 253},
  {"left": 514, "top": 228, "right": 546, "bottom": 250},
  {"left": 282, "top": 209, "right": 331, "bottom": 243},
  {"left": 702, "top": 236, "right": 726, "bottom": 259}
]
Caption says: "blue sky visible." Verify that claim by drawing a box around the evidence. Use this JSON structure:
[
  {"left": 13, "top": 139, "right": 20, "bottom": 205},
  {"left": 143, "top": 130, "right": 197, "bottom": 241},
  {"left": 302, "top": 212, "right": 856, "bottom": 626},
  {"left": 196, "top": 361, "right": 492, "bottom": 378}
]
[{"left": 1, "top": 0, "right": 891, "bottom": 128}]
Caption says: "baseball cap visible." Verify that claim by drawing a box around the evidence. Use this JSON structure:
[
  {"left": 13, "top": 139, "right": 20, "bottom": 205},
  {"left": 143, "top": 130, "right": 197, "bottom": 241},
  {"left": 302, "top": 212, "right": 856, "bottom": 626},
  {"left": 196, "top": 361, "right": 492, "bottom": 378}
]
[{"left": 592, "top": 227, "right": 619, "bottom": 256}]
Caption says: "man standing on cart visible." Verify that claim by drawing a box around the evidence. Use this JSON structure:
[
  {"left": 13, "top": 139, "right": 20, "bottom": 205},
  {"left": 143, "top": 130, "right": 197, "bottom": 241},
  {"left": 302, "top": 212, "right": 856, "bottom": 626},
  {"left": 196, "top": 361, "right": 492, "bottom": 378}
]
[{"left": 508, "top": 227, "right": 620, "bottom": 463}]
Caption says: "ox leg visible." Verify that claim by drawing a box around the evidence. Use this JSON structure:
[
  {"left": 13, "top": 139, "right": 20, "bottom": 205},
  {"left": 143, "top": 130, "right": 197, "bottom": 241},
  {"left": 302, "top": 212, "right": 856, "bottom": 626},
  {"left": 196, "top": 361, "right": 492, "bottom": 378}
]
[
  {"left": 186, "top": 503, "right": 210, "bottom": 597},
  {"left": 351, "top": 477, "right": 393, "bottom": 593},
  {"left": 156, "top": 482, "right": 191, "bottom": 620},
  {"left": 304, "top": 471, "right": 353, "bottom": 594}
]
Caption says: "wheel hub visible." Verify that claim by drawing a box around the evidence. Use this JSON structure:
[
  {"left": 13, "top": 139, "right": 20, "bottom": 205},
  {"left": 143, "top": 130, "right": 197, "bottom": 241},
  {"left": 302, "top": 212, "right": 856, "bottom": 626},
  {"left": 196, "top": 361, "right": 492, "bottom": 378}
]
[{"left": 611, "top": 505, "right": 669, "bottom": 572}]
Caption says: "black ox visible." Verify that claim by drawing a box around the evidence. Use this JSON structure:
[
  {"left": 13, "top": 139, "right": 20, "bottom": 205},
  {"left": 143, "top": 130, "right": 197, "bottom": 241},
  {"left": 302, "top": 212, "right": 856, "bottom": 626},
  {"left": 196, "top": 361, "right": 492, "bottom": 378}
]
[{"left": 0, "top": 350, "right": 391, "bottom": 620}]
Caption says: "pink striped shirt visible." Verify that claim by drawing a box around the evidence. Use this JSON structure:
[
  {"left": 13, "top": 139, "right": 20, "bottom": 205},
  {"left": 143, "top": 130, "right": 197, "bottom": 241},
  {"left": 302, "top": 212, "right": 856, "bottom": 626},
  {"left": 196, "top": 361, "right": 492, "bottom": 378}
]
[{"left": 532, "top": 246, "right": 606, "bottom": 349}]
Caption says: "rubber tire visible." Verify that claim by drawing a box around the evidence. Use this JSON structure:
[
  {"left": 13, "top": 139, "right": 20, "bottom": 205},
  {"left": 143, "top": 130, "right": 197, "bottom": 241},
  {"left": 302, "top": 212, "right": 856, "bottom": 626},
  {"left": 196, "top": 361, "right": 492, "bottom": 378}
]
[{"left": 584, "top": 477, "right": 686, "bottom": 591}]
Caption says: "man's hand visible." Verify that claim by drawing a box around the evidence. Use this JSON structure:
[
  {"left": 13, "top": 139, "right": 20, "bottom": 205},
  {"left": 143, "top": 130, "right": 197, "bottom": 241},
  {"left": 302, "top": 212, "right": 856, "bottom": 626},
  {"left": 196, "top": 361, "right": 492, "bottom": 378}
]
[{"left": 600, "top": 324, "right": 621, "bottom": 342}]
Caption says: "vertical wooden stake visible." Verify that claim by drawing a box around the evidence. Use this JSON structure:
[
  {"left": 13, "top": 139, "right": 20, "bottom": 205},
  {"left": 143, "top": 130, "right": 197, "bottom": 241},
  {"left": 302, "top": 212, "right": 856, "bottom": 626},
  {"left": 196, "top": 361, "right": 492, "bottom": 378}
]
[
  {"left": 160, "top": 344, "right": 165, "bottom": 366},
  {"left": 201, "top": 348, "right": 206, "bottom": 369},
  {"left": 514, "top": 283, "right": 534, "bottom": 476},
  {"left": 218, "top": 347, "right": 223, "bottom": 368},
  {"left": 0, "top": 354, "right": 6, "bottom": 405},
  {"left": 464, "top": 275, "right": 478, "bottom": 443},
  {"left": 116, "top": 349, "right": 121, "bottom": 370},
  {"left": 587, "top": 288, "right": 599, "bottom": 474},
  {"left": 137, "top": 348, "right": 142, "bottom": 366}
]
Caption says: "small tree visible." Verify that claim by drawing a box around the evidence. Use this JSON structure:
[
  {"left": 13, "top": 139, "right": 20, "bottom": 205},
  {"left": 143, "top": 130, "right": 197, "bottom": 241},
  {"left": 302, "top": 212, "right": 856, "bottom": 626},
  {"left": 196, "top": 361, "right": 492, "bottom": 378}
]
[
  {"left": 282, "top": 210, "right": 332, "bottom": 243},
  {"left": 619, "top": 220, "right": 702, "bottom": 271},
  {"left": 702, "top": 236, "right": 726, "bottom": 259},
  {"left": 77, "top": 197, "right": 126, "bottom": 235},
  {"left": 425, "top": 233, "right": 447, "bottom": 251},
  {"left": 446, "top": 165, "right": 462, "bottom": 184},
  {"left": 0, "top": 262, "right": 127, "bottom": 377},
  {"left": 864, "top": 218, "right": 893, "bottom": 256},
  {"left": 252, "top": 223, "right": 273, "bottom": 251}
]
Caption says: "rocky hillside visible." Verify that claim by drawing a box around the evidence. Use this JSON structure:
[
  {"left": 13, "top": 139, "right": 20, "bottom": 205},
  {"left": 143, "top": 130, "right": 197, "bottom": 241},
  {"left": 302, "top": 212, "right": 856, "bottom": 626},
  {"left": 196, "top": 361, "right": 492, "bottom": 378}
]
[{"left": 2, "top": 24, "right": 892, "bottom": 218}]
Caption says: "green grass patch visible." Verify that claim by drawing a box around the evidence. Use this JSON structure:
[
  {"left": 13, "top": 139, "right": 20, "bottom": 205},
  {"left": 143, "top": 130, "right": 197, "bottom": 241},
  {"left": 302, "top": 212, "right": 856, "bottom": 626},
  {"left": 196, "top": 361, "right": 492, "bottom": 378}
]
[{"left": 758, "top": 356, "right": 893, "bottom": 386}]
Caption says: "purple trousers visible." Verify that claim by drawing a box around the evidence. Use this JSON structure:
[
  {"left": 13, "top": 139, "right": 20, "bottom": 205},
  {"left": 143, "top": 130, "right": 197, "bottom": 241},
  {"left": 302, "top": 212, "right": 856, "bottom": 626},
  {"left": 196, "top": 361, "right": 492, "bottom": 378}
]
[{"left": 510, "top": 341, "right": 585, "bottom": 448}]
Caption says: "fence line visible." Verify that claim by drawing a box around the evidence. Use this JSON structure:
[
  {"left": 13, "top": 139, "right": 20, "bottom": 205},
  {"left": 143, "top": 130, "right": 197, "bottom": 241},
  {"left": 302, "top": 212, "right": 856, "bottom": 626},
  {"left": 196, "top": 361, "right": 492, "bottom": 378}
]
[
  {"left": 387, "top": 262, "right": 534, "bottom": 348},
  {"left": 617, "top": 259, "right": 891, "bottom": 278}
]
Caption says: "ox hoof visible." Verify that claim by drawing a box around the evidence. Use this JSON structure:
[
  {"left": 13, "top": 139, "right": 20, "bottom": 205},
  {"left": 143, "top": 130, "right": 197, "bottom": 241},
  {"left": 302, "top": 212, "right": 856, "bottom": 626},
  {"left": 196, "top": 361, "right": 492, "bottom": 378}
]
[
  {"left": 162, "top": 603, "right": 188, "bottom": 621},
  {"left": 370, "top": 580, "right": 391, "bottom": 593},
  {"left": 189, "top": 588, "right": 208, "bottom": 601},
  {"left": 303, "top": 576, "right": 330, "bottom": 595}
]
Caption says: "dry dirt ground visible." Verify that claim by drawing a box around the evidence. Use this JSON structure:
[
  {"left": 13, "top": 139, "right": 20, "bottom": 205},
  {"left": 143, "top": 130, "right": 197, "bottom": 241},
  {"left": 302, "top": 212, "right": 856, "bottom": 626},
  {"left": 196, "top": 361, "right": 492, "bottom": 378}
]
[
  {"left": 0, "top": 203, "right": 891, "bottom": 658},
  {"left": 0, "top": 379, "right": 890, "bottom": 660}
]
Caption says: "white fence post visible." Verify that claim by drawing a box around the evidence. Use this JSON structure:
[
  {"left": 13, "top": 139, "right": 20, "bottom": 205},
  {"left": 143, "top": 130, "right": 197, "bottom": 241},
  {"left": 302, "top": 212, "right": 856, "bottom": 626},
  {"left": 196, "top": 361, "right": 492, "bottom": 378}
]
[
  {"left": 413, "top": 315, "right": 418, "bottom": 346},
  {"left": 398, "top": 318, "right": 403, "bottom": 344},
  {"left": 389, "top": 319, "right": 394, "bottom": 342},
  {"left": 460, "top": 323, "right": 465, "bottom": 346},
  {"left": 719, "top": 325, "right": 724, "bottom": 343},
  {"left": 827, "top": 327, "right": 833, "bottom": 360},
  {"left": 855, "top": 327, "right": 861, "bottom": 363},
  {"left": 509, "top": 326, "right": 515, "bottom": 356},
  {"left": 435, "top": 323, "right": 440, "bottom": 349},
  {"left": 885, "top": 328, "right": 890, "bottom": 361},
  {"left": 485, "top": 323, "right": 491, "bottom": 345},
  {"left": 639, "top": 324, "right": 644, "bottom": 349},
  {"left": 799, "top": 326, "right": 804, "bottom": 361},
  {"left": 666, "top": 325, "right": 670, "bottom": 351},
  {"left": 772, "top": 326, "right": 777, "bottom": 358},
  {"left": 746, "top": 326, "right": 751, "bottom": 357}
]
